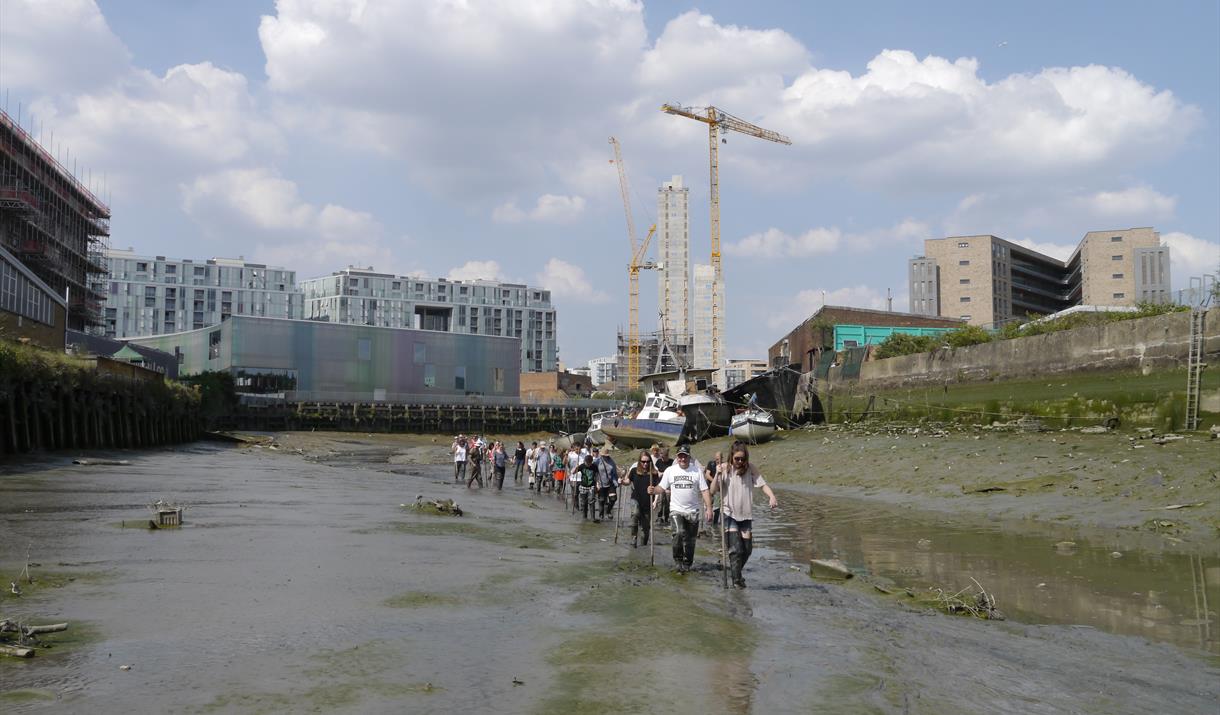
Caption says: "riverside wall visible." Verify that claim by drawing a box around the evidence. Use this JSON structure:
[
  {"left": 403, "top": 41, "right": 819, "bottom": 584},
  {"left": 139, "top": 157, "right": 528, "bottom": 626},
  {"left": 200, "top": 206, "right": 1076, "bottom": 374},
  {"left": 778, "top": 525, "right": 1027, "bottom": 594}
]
[{"left": 829, "top": 310, "right": 1217, "bottom": 391}]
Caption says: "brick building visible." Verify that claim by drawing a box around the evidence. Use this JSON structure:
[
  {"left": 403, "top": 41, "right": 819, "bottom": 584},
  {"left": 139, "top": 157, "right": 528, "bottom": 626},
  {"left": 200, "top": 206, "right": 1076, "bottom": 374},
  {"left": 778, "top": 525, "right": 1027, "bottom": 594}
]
[{"left": 768, "top": 306, "right": 964, "bottom": 371}]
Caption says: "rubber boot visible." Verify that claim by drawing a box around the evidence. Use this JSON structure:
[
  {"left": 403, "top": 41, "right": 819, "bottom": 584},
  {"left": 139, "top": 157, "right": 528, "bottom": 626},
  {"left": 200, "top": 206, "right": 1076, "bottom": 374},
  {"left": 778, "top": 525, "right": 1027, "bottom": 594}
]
[{"left": 727, "top": 532, "right": 746, "bottom": 587}]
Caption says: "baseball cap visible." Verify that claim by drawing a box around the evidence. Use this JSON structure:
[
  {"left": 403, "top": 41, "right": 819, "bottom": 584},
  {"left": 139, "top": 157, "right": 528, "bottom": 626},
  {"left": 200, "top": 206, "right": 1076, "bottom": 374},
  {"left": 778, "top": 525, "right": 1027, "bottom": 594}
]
[{"left": 676, "top": 445, "right": 691, "bottom": 456}]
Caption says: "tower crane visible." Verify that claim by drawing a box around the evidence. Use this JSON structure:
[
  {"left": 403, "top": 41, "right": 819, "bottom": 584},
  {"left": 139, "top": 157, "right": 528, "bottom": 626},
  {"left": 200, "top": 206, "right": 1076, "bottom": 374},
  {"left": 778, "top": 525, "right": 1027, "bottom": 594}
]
[
  {"left": 660, "top": 104, "right": 791, "bottom": 369},
  {"left": 609, "top": 136, "right": 657, "bottom": 390}
]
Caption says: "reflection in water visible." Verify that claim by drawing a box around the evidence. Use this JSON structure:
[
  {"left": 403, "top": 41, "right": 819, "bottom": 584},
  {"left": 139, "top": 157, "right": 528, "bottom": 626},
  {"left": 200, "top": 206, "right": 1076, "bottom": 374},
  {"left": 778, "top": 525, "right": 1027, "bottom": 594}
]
[{"left": 760, "top": 490, "right": 1218, "bottom": 655}]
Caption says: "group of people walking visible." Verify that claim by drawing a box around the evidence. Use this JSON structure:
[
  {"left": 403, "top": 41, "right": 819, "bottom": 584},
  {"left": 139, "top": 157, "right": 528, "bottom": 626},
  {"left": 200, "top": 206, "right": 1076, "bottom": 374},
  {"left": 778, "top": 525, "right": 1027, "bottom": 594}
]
[{"left": 451, "top": 434, "right": 778, "bottom": 588}]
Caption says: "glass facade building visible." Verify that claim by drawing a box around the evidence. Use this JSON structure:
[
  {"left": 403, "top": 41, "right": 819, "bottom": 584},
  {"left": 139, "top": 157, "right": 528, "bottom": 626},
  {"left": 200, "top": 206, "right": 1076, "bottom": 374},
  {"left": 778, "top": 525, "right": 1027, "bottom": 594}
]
[{"left": 129, "top": 316, "right": 521, "bottom": 402}]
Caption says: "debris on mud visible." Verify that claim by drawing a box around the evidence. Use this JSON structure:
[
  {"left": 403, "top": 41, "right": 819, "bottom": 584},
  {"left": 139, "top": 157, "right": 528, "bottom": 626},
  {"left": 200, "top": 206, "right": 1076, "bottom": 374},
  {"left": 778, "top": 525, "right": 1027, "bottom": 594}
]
[
  {"left": 405, "top": 496, "right": 464, "bottom": 517},
  {"left": 72, "top": 458, "right": 130, "bottom": 466},
  {"left": 922, "top": 578, "right": 1004, "bottom": 620},
  {"left": 809, "top": 558, "right": 853, "bottom": 580}
]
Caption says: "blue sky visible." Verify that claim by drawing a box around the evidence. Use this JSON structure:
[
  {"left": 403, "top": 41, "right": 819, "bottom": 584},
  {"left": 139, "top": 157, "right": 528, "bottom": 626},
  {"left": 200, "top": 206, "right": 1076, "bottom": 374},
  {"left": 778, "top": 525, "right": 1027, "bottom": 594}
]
[{"left": 3, "top": 0, "right": 1217, "bottom": 365}]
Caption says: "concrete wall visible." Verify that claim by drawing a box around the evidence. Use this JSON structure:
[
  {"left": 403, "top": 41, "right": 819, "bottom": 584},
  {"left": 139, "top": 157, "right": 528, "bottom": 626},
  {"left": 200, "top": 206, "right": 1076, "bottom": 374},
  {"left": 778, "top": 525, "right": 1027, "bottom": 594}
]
[{"left": 829, "top": 310, "right": 1218, "bottom": 391}]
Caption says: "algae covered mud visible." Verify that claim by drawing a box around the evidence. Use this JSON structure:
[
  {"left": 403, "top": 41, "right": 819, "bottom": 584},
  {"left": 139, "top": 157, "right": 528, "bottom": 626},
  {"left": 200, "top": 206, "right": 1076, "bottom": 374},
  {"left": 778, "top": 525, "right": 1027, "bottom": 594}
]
[{"left": 1, "top": 436, "right": 1217, "bottom": 713}]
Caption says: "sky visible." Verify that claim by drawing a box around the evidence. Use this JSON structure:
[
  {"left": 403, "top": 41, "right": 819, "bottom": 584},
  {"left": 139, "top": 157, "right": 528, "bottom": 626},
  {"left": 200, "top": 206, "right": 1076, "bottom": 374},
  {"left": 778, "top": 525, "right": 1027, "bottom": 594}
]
[{"left": 2, "top": 0, "right": 1217, "bottom": 366}]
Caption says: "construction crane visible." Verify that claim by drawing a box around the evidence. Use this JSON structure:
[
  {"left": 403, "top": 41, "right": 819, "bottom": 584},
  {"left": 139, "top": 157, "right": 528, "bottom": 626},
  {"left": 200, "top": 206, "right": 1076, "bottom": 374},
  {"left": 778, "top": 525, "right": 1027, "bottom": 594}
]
[
  {"left": 660, "top": 104, "right": 791, "bottom": 369},
  {"left": 609, "top": 136, "right": 657, "bottom": 389}
]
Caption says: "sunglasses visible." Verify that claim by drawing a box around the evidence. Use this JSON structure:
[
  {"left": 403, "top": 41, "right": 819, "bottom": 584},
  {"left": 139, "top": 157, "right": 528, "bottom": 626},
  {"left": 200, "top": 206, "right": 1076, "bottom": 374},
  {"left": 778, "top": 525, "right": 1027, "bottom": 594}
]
[{"left": 732, "top": 456, "right": 747, "bottom": 462}]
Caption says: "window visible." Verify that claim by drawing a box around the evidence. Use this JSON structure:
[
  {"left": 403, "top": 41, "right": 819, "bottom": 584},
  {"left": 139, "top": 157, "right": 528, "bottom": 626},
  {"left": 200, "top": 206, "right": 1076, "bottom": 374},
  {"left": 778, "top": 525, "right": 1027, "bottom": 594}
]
[
  {"left": 1112, "top": 273, "right": 1124, "bottom": 279},
  {"left": 957, "top": 242, "right": 969, "bottom": 248},
  {"left": 843, "top": 340, "right": 859, "bottom": 347},
  {"left": 960, "top": 297, "right": 971, "bottom": 303},
  {"left": 358, "top": 338, "right": 371, "bottom": 361},
  {"left": 1110, "top": 236, "right": 1123, "bottom": 242},
  {"left": 454, "top": 366, "right": 466, "bottom": 390},
  {"left": 959, "top": 260, "right": 970, "bottom": 266},
  {"left": 1112, "top": 255, "right": 1123, "bottom": 261},
  {"left": 1113, "top": 292, "right": 1125, "bottom": 299},
  {"left": 959, "top": 279, "right": 970, "bottom": 285},
  {"left": 208, "top": 330, "right": 222, "bottom": 359},
  {"left": 423, "top": 363, "right": 436, "bottom": 387},
  {"left": 136, "top": 262, "right": 148, "bottom": 272},
  {"left": 414, "top": 343, "right": 426, "bottom": 363}
]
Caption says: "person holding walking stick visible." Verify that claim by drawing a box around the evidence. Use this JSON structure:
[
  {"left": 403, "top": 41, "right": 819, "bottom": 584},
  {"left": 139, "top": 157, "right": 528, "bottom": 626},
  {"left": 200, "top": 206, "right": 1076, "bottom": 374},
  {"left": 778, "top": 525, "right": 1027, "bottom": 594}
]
[
  {"left": 650, "top": 445, "right": 711, "bottom": 574},
  {"left": 709, "top": 444, "right": 778, "bottom": 589},
  {"left": 621, "top": 450, "right": 658, "bottom": 549}
]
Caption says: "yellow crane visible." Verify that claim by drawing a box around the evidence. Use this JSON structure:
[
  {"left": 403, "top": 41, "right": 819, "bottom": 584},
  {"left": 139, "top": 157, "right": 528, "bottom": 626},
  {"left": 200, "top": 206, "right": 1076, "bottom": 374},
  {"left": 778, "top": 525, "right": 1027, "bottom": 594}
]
[
  {"left": 609, "top": 136, "right": 657, "bottom": 390},
  {"left": 660, "top": 104, "right": 791, "bottom": 368}
]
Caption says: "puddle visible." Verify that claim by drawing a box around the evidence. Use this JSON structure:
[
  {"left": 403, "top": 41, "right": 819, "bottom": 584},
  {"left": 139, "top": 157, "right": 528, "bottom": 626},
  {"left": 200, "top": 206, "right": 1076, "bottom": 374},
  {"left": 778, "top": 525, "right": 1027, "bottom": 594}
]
[{"left": 763, "top": 489, "right": 1219, "bottom": 654}]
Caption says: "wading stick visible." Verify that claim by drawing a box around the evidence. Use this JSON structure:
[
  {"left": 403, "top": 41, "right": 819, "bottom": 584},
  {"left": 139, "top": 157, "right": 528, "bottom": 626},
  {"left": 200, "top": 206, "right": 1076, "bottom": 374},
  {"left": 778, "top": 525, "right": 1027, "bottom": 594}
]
[
  {"left": 719, "top": 470, "right": 729, "bottom": 590},
  {"left": 650, "top": 493, "right": 657, "bottom": 567},
  {"left": 614, "top": 485, "right": 623, "bottom": 543}
]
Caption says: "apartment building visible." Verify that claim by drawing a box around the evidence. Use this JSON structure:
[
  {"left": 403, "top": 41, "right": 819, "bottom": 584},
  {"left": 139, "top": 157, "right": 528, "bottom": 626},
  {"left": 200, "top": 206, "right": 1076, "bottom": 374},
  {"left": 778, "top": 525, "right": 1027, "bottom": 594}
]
[
  {"left": 910, "top": 228, "right": 1170, "bottom": 326},
  {"left": 692, "top": 263, "right": 724, "bottom": 369},
  {"left": 587, "top": 356, "right": 617, "bottom": 387},
  {"left": 299, "top": 267, "right": 558, "bottom": 372},
  {"left": 657, "top": 175, "right": 690, "bottom": 336},
  {"left": 102, "top": 249, "right": 302, "bottom": 338}
]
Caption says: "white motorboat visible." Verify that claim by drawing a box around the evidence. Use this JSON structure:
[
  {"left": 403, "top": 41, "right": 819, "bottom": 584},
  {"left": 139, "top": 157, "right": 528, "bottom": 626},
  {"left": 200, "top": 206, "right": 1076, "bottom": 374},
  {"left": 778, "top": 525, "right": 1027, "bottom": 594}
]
[
  {"left": 587, "top": 410, "right": 618, "bottom": 445},
  {"left": 600, "top": 393, "right": 686, "bottom": 449},
  {"left": 730, "top": 408, "right": 776, "bottom": 444}
]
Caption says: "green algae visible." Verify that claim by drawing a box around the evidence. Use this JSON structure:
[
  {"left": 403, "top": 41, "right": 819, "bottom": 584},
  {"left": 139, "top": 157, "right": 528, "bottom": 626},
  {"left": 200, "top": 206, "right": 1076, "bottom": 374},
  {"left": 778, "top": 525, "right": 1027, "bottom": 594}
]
[
  {"left": 537, "top": 560, "right": 756, "bottom": 714},
  {"left": 0, "top": 566, "right": 112, "bottom": 600},
  {"left": 0, "top": 688, "right": 58, "bottom": 704}
]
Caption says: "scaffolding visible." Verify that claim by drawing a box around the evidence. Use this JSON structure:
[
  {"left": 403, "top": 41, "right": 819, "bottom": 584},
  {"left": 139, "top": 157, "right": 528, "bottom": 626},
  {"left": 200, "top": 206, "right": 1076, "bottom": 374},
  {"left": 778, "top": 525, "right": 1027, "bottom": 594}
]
[
  {"left": 0, "top": 108, "right": 110, "bottom": 331},
  {"left": 613, "top": 329, "right": 694, "bottom": 394}
]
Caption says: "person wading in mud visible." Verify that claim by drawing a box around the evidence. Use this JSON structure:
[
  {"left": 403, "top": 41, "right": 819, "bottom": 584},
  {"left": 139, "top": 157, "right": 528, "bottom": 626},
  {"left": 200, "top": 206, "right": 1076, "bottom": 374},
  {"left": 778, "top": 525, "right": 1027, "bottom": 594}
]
[
  {"left": 652, "top": 446, "right": 672, "bottom": 525},
  {"left": 466, "top": 439, "right": 485, "bottom": 489},
  {"left": 710, "top": 444, "right": 778, "bottom": 589},
  {"left": 575, "top": 453, "right": 599, "bottom": 521},
  {"left": 526, "top": 442, "right": 539, "bottom": 489},
  {"left": 534, "top": 444, "right": 552, "bottom": 494},
  {"left": 513, "top": 441, "right": 526, "bottom": 484},
  {"left": 452, "top": 436, "right": 467, "bottom": 484},
  {"left": 492, "top": 441, "right": 508, "bottom": 490},
  {"left": 594, "top": 447, "right": 619, "bottom": 522},
  {"left": 622, "top": 450, "right": 658, "bottom": 548},
  {"left": 651, "top": 445, "right": 711, "bottom": 573}
]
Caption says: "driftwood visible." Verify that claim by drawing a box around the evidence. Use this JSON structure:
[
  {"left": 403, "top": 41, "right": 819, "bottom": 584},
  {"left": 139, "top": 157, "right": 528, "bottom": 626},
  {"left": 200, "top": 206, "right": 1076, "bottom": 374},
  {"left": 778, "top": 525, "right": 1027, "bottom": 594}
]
[
  {"left": 1, "top": 619, "right": 70, "bottom": 657},
  {"left": 0, "top": 643, "right": 34, "bottom": 658},
  {"left": 72, "top": 459, "right": 130, "bottom": 466}
]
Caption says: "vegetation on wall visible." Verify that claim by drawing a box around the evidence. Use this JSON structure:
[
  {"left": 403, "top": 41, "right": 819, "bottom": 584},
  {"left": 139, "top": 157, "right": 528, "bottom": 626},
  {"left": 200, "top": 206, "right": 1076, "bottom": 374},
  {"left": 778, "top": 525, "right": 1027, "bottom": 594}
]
[
  {"left": 0, "top": 339, "right": 198, "bottom": 406},
  {"left": 179, "top": 371, "right": 238, "bottom": 423},
  {"left": 873, "top": 302, "right": 1189, "bottom": 360}
]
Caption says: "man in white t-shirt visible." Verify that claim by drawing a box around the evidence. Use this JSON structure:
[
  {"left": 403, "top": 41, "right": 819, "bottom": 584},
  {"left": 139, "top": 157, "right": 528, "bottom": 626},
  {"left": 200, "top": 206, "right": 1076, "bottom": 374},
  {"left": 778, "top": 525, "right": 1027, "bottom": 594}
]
[{"left": 650, "top": 444, "right": 711, "bottom": 573}]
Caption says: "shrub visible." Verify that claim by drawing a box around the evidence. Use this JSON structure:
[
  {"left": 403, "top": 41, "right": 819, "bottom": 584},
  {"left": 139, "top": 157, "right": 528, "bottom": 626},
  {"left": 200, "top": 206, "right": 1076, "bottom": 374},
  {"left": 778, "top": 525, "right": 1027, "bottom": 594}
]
[
  {"left": 944, "top": 324, "right": 993, "bottom": 348},
  {"left": 873, "top": 332, "right": 942, "bottom": 359}
]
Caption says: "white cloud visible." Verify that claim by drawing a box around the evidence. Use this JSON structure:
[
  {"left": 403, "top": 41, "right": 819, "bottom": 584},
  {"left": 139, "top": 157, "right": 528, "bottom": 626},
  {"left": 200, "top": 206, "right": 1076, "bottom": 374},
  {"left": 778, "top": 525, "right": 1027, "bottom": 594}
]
[
  {"left": 766, "top": 285, "right": 892, "bottom": 331},
  {"left": 0, "top": 0, "right": 131, "bottom": 93},
  {"left": 1009, "top": 238, "right": 1076, "bottom": 262},
  {"left": 945, "top": 186, "right": 1177, "bottom": 238},
  {"left": 534, "top": 258, "right": 610, "bottom": 304},
  {"left": 726, "top": 219, "right": 928, "bottom": 257},
  {"left": 180, "top": 167, "right": 396, "bottom": 278},
  {"left": 447, "top": 260, "right": 503, "bottom": 282},
  {"left": 492, "top": 194, "right": 587, "bottom": 223},
  {"left": 1161, "top": 232, "right": 1220, "bottom": 289},
  {"left": 1078, "top": 187, "right": 1176, "bottom": 220}
]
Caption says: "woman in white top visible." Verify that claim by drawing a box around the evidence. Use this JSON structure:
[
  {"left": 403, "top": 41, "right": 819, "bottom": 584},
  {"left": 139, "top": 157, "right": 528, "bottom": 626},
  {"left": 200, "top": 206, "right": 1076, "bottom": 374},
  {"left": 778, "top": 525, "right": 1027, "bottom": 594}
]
[{"left": 710, "top": 443, "right": 778, "bottom": 588}]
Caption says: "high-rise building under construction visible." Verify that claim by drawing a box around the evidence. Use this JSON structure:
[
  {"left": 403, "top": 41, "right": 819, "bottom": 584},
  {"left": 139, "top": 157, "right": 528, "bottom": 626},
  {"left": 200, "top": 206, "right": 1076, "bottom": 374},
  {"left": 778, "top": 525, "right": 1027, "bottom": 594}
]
[
  {"left": 0, "top": 109, "right": 109, "bottom": 331},
  {"left": 656, "top": 175, "right": 689, "bottom": 337}
]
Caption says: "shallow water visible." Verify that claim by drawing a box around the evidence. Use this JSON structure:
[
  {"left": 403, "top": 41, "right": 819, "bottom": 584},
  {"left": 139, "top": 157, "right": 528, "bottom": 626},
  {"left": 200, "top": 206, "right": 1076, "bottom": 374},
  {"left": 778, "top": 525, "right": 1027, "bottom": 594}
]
[
  {"left": 760, "top": 488, "right": 1219, "bottom": 655},
  {"left": 1, "top": 443, "right": 1217, "bottom": 714}
]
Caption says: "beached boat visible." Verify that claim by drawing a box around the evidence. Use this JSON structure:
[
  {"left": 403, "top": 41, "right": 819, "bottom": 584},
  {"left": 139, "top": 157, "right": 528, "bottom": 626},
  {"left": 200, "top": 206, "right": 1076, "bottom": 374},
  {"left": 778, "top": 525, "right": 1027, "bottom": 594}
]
[
  {"left": 730, "top": 408, "right": 777, "bottom": 444},
  {"left": 551, "top": 432, "right": 587, "bottom": 451},
  {"left": 600, "top": 393, "right": 685, "bottom": 449},
  {"left": 586, "top": 410, "right": 618, "bottom": 446},
  {"left": 679, "top": 391, "right": 732, "bottom": 442}
]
